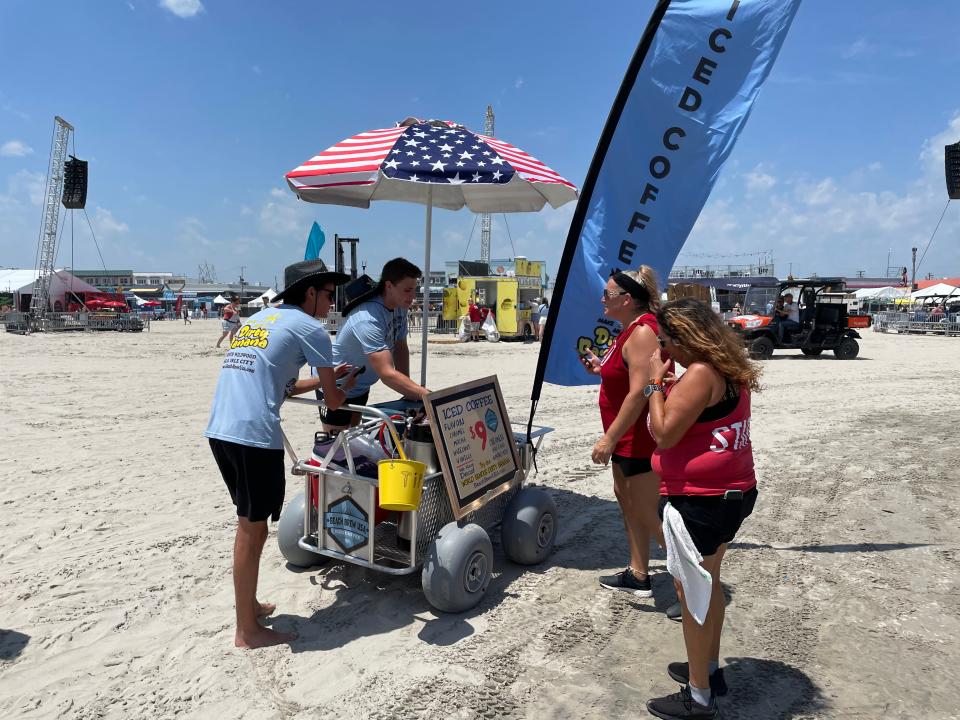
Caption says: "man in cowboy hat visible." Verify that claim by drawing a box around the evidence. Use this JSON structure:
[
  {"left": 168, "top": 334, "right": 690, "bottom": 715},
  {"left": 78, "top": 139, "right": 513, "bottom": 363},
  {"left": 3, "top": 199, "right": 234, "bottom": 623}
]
[
  {"left": 205, "top": 258, "right": 356, "bottom": 649},
  {"left": 325, "top": 257, "right": 430, "bottom": 428}
]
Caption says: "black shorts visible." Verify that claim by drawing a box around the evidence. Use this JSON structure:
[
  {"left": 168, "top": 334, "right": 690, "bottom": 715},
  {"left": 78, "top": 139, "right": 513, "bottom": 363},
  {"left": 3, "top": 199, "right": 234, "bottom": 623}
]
[
  {"left": 318, "top": 389, "right": 370, "bottom": 426},
  {"left": 209, "top": 438, "right": 285, "bottom": 522},
  {"left": 611, "top": 454, "right": 653, "bottom": 476},
  {"left": 658, "top": 488, "right": 758, "bottom": 557}
]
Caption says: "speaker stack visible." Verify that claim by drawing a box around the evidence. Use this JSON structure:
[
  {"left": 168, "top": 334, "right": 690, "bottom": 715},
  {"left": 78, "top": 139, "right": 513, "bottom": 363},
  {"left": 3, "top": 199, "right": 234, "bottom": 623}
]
[
  {"left": 62, "top": 156, "right": 88, "bottom": 209},
  {"left": 946, "top": 142, "right": 960, "bottom": 200}
]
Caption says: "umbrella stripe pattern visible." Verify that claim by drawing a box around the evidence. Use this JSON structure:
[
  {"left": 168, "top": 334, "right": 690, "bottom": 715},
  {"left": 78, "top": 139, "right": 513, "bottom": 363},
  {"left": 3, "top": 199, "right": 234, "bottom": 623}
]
[{"left": 286, "top": 118, "right": 577, "bottom": 212}]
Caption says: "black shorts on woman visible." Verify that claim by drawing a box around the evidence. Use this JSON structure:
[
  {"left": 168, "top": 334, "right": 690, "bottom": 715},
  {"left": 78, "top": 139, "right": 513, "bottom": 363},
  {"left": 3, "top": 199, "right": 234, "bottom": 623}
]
[
  {"left": 611, "top": 454, "right": 653, "bottom": 475},
  {"left": 658, "top": 487, "right": 757, "bottom": 557}
]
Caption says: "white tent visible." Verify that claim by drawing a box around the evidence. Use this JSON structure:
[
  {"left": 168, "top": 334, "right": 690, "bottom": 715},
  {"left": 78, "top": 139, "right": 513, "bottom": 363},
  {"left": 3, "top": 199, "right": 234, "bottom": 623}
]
[
  {"left": 911, "top": 282, "right": 960, "bottom": 300},
  {"left": 15, "top": 270, "right": 101, "bottom": 309},
  {"left": 213, "top": 294, "right": 229, "bottom": 305},
  {"left": 854, "top": 286, "right": 910, "bottom": 300},
  {"left": 247, "top": 288, "right": 277, "bottom": 308}
]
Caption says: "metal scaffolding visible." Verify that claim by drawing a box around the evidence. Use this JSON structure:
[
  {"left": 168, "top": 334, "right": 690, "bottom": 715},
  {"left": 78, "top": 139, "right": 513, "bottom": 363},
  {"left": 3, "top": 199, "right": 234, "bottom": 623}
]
[
  {"left": 479, "top": 105, "right": 494, "bottom": 265},
  {"left": 30, "top": 116, "right": 74, "bottom": 323}
]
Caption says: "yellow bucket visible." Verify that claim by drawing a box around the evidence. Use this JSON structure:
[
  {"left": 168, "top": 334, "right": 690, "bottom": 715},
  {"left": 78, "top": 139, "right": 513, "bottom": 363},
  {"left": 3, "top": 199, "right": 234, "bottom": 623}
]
[{"left": 378, "top": 458, "right": 426, "bottom": 511}]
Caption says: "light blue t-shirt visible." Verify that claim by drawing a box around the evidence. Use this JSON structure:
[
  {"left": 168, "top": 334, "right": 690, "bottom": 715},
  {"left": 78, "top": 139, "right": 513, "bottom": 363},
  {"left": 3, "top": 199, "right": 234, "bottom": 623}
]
[
  {"left": 205, "top": 304, "right": 334, "bottom": 449},
  {"left": 333, "top": 297, "right": 408, "bottom": 398}
]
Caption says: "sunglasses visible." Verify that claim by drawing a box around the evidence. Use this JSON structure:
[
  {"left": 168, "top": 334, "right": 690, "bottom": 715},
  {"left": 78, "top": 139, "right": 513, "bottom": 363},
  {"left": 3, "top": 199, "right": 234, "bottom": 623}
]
[
  {"left": 603, "top": 288, "right": 629, "bottom": 299},
  {"left": 320, "top": 288, "right": 336, "bottom": 301}
]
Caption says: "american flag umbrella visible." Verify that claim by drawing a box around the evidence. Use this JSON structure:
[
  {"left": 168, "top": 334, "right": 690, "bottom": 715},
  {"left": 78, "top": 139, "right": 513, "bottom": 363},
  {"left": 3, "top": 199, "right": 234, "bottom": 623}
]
[{"left": 285, "top": 117, "right": 578, "bottom": 384}]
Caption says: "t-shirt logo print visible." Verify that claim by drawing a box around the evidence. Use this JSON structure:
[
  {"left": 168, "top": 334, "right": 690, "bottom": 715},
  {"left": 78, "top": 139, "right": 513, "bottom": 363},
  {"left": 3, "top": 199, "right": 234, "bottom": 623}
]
[{"left": 230, "top": 323, "right": 271, "bottom": 350}]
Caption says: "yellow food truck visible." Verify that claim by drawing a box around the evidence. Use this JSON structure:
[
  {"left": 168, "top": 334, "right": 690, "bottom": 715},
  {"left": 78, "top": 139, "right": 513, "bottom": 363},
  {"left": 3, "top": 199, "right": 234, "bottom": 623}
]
[{"left": 443, "top": 258, "right": 545, "bottom": 340}]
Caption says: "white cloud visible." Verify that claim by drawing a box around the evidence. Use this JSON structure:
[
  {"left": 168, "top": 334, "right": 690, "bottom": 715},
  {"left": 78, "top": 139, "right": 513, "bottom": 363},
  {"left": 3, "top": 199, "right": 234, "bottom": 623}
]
[
  {"left": 176, "top": 216, "right": 208, "bottom": 246},
  {"left": 920, "top": 112, "right": 960, "bottom": 174},
  {"left": 159, "top": 0, "right": 204, "bottom": 18},
  {"left": 93, "top": 207, "right": 130, "bottom": 236},
  {"left": 797, "top": 177, "right": 837, "bottom": 206},
  {"left": 515, "top": 77, "right": 525, "bottom": 90},
  {"left": 685, "top": 114, "right": 960, "bottom": 276},
  {"left": 259, "top": 188, "right": 312, "bottom": 238},
  {"left": 540, "top": 201, "right": 574, "bottom": 233},
  {"left": 841, "top": 38, "right": 872, "bottom": 59},
  {"left": 744, "top": 166, "right": 777, "bottom": 194},
  {"left": 1, "top": 140, "right": 33, "bottom": 157},
  {"left": 2, "top": 169, "right": 45, "bottom": 206}
]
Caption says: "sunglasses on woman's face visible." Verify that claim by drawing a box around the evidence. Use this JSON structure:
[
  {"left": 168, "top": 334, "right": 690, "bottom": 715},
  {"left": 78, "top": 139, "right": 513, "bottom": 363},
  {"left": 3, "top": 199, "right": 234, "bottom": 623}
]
[{"left": 603, "top": 288, "right": 629, "bottom": 300}]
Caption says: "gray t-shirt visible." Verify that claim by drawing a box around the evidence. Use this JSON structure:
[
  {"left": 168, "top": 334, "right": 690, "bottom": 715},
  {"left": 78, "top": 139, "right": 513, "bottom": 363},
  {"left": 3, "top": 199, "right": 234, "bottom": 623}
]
[{"left": 205, "top": 305, "right": 333, "bottom": 449}]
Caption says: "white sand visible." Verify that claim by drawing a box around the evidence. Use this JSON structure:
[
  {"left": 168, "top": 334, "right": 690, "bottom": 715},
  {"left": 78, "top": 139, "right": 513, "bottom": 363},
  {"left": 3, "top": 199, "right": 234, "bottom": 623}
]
[{"left": 1, "top": 320, "right": 958, "bottom": 719}]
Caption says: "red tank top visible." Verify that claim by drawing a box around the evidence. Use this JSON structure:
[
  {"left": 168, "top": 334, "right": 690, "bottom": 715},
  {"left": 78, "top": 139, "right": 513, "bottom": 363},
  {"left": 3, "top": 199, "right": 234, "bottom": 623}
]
[
  {"left": 651, "top": 380, "right": 757, "bottom": 496},
  {"left": 598, "top": 313, "right": 666, "bottom": 458}
]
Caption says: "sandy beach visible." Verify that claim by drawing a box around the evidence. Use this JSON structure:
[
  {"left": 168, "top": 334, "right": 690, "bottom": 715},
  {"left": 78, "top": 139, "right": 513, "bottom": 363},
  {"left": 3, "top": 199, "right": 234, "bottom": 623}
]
[{"left": 1, "top": 320, "right": 958, "bottom": 719}]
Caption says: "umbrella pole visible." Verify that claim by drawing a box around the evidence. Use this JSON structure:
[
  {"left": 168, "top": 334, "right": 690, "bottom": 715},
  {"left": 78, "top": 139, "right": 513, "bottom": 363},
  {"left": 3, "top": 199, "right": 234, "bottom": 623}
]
[{"left": 420, "top": 185, "right": 432, "bottom": 387}]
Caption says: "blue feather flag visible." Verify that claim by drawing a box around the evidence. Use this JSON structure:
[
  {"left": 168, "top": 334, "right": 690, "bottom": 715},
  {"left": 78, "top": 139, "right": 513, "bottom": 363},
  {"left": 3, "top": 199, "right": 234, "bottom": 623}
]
[{"left": 304, "top": 221, "right": 325, "bottom": 261}]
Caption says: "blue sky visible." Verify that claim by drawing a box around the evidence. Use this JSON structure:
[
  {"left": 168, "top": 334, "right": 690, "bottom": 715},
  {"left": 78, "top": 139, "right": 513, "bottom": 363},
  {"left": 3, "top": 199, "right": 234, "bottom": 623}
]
[{"left": 2, "top": 0, "right": 959, "bottom": 288}]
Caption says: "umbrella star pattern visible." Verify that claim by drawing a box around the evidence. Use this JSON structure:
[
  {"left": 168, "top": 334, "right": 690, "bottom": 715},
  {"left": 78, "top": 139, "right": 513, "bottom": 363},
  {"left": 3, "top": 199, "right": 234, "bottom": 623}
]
[{"left": 382, "top": 124, "right": 513, "bottom": 184}]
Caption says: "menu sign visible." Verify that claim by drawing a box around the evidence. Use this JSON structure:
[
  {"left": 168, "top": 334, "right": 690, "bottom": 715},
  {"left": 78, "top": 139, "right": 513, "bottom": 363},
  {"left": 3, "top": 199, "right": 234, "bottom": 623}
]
[{"left": 424, "top": 376, "right": 522, "bottom": 519}]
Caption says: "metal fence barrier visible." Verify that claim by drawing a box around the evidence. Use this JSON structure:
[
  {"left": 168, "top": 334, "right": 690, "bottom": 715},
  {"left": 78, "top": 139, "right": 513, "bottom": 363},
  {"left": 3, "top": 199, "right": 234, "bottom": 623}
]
[
  {"left": 873, "top": 310, "right": 960, "bottom": 336},
  {"left": 2, "top": 311, "right": 147, "bottom": 333}
]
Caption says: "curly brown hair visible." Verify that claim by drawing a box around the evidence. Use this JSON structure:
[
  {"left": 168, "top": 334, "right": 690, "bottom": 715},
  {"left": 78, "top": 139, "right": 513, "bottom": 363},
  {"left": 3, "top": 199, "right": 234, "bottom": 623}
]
[{"left": 657, "top": 298, "right": 762, "bottom": 391}]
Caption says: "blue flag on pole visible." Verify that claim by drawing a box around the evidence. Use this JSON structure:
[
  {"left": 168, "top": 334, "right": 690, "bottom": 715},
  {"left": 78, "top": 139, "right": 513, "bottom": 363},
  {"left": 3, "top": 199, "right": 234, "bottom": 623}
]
[
  {"left": 304, "top": 221, "right": 325, "bottom": 261},
  {"left": 534, "top": 0, "right": 800, "bottom": 395}
]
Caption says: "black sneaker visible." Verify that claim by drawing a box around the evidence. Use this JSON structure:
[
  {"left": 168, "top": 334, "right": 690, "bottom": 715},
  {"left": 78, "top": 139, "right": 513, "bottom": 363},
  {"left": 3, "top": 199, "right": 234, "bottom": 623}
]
[
  {"left": 646, "top": 685, "right": 718, "bottom": 720},
  {"left": 599, "top": 568, "right": 652, "bottom": 597},
  {"left": 667, "top": 662, "right": 728, "bottom": 696},
  {"left": 666, "top": 600, "right": 682, "bottom": 622}
]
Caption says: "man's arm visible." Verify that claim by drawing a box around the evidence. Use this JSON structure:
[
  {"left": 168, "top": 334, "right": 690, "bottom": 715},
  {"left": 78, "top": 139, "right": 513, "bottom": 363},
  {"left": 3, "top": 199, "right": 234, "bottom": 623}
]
[
  {"left": 287, "top": 367, "right": 353, "bottom": 409},
  {"left": 368, "top": 349, "right": 428, "bottom": 399},
  {"left": 394, "top": 339, "right": 410, "bottom": 377}
]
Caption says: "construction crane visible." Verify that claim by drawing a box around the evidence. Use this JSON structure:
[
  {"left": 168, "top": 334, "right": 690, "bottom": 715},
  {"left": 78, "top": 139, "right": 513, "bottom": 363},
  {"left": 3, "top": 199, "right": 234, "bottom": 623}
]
[
  {"left": 479, "top": 105, "right": 494, "bottom": 265},
  {"left": 30, "top": 116, "right": 74, "bottom": 327}
]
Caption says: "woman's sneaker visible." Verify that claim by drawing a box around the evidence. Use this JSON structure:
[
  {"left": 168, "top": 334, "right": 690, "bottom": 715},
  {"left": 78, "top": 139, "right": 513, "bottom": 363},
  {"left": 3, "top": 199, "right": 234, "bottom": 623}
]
[
  {"left": 667, "top": 662, "right": 728, "bottom": 696},
  {"left": 646, "top": 685, "right": 718, "bottom": 720},
  {"left": 598, "top": 568, "right": 652, "bottom": 597}
]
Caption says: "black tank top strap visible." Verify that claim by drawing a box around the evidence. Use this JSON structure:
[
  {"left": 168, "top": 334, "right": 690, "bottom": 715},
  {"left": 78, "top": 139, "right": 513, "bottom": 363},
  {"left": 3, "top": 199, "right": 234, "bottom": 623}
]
[{"left": 696, "top": 379, "right": 740, "bottom": 423}]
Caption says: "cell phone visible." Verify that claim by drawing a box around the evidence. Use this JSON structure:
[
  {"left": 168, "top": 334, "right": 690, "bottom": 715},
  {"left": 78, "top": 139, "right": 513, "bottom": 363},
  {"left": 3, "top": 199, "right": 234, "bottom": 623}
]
[
  {"left": 723, "top": 489, "right": 744, "bottom": 500},
  {"left": 350, "top": 365, "right": 366, "bottom": 377}
]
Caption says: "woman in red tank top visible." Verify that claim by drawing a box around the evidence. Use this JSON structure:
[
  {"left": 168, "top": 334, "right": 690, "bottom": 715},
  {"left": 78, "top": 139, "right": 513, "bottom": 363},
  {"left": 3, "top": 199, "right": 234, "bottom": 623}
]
[
  {"left": 582, "top": 266, "right": 670, "bottom": 598},
  {"left": 645, "top": 298, "right": 763, "bottom": 717}
]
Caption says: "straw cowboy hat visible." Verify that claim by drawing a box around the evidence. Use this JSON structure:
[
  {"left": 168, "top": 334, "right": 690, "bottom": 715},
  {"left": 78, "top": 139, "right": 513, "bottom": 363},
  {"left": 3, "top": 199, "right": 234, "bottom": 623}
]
[{"left": 272, "top": 259, "right": 350, "bottom": 303}]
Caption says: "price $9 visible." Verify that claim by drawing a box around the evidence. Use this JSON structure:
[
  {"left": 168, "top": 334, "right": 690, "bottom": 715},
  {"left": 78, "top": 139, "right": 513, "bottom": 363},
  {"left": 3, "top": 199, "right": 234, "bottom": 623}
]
[{"left": 468, "top": 421, "right": 488, "bottom": 451}]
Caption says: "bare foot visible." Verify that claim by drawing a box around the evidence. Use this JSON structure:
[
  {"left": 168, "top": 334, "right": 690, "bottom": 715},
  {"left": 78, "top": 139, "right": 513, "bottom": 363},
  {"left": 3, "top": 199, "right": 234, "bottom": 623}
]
[
  {"left": 235, "top": 626, "right": 297, "bottom": 649},
  {"left": 256, "top": 601, "right": 276, "bottom": 617}
]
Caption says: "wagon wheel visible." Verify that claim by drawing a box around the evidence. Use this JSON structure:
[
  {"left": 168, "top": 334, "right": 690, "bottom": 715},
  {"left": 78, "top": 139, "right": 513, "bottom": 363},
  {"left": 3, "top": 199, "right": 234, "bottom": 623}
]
[
  {"left": 277, "top": 492, "right": 329, "bottom": 569},
  {"left": 421, "top": 523, "right": 492, "bottom": 613},
  {"left": 501, "top": 487, "right": 558, "bottom": 565}
]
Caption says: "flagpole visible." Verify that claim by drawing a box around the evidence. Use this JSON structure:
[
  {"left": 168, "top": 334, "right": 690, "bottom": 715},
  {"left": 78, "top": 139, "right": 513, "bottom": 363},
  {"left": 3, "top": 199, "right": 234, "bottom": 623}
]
[{"left": 421, "top": 185, "right": 432, "bottom": 386}]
